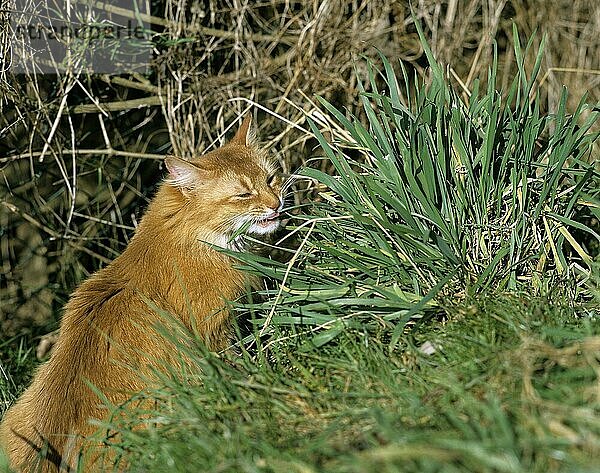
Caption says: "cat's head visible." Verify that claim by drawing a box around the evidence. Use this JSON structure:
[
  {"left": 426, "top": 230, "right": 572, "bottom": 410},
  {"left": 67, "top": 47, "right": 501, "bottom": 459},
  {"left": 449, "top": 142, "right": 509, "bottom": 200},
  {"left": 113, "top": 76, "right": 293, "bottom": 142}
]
[{"left": 163, "top": 116, "right": 284, "bottom": 247}]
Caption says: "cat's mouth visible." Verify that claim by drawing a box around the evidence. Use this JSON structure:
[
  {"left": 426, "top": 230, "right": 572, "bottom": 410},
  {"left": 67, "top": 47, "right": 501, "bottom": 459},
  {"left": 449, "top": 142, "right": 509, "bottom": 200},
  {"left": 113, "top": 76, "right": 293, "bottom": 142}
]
[
  {"left": 259, "top": 211, "right": 279, "bottom": 224},
  {"left": 250, "top": 211, "right": 281, "bottom": 234}
]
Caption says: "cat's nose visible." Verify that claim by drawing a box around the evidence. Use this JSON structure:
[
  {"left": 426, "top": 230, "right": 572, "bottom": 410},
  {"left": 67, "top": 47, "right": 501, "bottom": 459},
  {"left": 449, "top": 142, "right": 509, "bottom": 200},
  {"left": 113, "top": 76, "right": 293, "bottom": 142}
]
[
  {"left": 266, "top": 194, "right": 281, "bottom": 212},
  {"left": 264, "top": 203, "right": 281, "bottom": 220}
]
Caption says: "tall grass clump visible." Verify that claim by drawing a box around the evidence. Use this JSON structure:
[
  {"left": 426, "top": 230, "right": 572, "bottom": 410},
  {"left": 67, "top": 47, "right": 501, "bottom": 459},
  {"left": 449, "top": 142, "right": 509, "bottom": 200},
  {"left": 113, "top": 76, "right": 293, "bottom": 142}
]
[{"left": 238, "top": 24, "right": 600, "bottom": 348}]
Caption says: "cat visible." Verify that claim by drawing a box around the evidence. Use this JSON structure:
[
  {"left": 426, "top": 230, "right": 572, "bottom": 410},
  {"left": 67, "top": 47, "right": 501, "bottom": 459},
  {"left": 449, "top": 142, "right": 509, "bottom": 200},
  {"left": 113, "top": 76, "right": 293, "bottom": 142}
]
[{"left": 0, "top": 115, "right": 284, "bottom": 472}]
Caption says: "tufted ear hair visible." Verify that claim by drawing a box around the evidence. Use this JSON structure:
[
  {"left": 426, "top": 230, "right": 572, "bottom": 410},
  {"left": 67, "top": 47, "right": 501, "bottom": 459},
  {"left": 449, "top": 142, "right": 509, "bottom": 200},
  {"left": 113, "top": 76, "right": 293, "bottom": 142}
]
[
  {"left": 164, "top": 155, "right": 205, "bottom": 190},
  {"left": 230, "top": 114, "right": 255, "bottom": 146}
]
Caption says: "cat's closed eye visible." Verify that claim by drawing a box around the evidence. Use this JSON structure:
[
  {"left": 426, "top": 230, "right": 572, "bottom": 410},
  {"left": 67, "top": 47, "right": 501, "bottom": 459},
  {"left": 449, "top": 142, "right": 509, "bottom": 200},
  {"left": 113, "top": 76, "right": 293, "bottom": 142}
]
[{"left": 236, "top": 191, "right": 253, "bottom": 198}]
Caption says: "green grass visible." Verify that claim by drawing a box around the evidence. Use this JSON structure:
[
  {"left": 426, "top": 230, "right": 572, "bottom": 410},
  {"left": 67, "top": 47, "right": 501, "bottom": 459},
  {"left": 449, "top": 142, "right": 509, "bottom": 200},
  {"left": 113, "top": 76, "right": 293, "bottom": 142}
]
[
  {"left": 0, "top": 336, "right": 37, "bottom": 416},
  {"left": 62, "top": 294, "right": 600, "bottom": 472},
  {"left": 2, "top": 25, "right": 600, "bottom": 472},
  {"left": 2, "top": 294, "right": 599, "bottom": 472}
]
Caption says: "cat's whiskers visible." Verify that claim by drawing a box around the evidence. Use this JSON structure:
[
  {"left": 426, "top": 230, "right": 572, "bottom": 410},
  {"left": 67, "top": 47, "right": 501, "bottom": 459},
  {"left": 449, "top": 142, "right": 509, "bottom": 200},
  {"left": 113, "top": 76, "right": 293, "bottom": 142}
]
[
  {"left": 281, "top": 189, "right": 295, "bottom": 200},
  {"left": 281, "top": 175, "right": 300, "bottom": 194}
]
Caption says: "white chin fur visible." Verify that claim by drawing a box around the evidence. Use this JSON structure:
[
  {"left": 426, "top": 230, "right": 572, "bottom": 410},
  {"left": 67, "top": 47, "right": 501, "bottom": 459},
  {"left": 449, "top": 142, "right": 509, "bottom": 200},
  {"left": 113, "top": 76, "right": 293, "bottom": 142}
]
[{"left": 200, "top": 220, "right": 278, "bottom": 251}]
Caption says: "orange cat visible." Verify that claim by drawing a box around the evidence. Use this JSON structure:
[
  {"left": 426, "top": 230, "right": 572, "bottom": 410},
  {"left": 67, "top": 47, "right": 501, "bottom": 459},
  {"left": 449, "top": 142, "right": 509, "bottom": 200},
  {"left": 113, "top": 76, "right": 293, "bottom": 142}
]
[{"left": 0, "top": 116, "right": 283, "bottom": 472}]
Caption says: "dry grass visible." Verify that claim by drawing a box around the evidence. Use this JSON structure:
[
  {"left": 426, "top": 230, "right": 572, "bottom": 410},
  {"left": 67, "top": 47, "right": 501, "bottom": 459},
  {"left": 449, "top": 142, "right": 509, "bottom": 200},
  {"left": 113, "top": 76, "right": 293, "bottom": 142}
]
[{"left": 1, "top": 0, "right": 599, "bottom": 337}]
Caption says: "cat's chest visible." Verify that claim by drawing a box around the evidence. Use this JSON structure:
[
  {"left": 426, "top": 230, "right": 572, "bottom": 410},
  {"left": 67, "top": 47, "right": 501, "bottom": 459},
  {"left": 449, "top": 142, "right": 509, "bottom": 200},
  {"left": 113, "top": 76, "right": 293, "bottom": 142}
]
[{"left": 163, "top": 254, "right": 245, "bottom": 304}]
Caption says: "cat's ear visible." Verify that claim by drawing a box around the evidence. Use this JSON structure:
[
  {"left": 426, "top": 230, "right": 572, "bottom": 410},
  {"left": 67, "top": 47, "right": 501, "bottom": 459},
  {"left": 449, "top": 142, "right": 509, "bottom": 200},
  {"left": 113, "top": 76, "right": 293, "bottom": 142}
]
[
  {"left": 231, "top": 114, "right": 255, "bottom": 146},
  {"left": 164, "top": 156, "right": 204, "bottom": 190}
]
